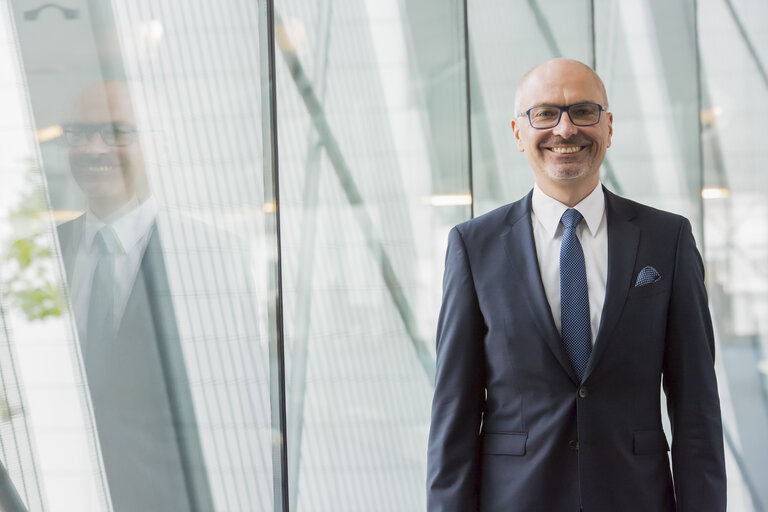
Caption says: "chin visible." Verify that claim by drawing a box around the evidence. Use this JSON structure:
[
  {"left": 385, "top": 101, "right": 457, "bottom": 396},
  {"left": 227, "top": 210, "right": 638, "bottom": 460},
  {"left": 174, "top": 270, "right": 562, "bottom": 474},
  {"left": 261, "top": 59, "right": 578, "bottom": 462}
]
[{"left": 548, "top": 168, "right": 592, "bottom": 181}]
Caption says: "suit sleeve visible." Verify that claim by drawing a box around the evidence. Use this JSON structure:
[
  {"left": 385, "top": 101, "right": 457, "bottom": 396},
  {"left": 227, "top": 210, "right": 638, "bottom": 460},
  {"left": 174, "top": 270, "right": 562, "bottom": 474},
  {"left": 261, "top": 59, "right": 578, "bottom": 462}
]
[
  {"left": 662, "top": 218, "right": 727, "bottom": 511},
  {"left": 427, "top": 226, "right": 486, "bottom": 512}
]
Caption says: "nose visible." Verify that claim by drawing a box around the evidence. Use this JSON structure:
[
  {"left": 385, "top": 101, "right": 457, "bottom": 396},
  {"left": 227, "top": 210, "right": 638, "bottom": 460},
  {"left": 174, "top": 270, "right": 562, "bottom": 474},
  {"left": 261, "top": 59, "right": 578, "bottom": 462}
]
[
  {"left": 80, "top": 131, "right": 111, "bottom": 154},
  {"left": 552, "top": 110, "right": 579, "bottom": 139}
]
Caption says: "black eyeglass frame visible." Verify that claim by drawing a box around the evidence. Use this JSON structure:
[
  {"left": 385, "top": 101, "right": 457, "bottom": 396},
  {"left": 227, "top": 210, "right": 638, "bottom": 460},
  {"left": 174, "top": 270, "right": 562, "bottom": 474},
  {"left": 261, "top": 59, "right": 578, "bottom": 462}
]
[
  {"left": 517, "top": 103, "right": 607, "bottom": 130},
  {"left": 61, "top": 122, "right": 138, "bottom": 147}
]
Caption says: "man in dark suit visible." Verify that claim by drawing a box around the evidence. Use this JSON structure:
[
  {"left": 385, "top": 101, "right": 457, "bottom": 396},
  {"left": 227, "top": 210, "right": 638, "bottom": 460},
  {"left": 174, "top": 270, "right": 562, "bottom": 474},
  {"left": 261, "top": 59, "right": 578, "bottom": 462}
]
[{"left": 426, "top": 59, "right": 726, "bottom": 511}]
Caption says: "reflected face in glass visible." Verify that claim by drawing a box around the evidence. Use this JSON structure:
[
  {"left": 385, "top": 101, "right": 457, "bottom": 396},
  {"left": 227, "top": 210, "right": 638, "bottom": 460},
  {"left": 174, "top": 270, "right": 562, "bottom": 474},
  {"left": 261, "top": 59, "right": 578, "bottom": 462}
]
[
  {"left": 511, "top": 61, "right": 613, "bottom": 190},
  {"left": 66, "top": 81, "right": 146, "bottom": 206}
]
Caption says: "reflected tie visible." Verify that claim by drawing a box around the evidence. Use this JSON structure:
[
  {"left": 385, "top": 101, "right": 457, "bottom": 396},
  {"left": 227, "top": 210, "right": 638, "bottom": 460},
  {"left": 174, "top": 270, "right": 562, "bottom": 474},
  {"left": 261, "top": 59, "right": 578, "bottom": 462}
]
[
  {"left": 560, "top": 209, "right": 592, "bottom": 381},
  {"left": 86, "top": 227, "right": 117, "bottom": 350}
]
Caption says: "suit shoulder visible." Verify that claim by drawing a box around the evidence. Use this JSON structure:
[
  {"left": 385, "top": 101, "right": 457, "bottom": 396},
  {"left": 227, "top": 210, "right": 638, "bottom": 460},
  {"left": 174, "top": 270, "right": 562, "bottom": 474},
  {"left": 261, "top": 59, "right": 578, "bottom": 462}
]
[
  {"left": 56, "top": 215, "right": 85, "bottom": 234},
  {"left": 453, "top": 197, "right": 526, "bottom": 240},
  {"left": 608, "top": 191, "right": 689, "bottom": 228}
]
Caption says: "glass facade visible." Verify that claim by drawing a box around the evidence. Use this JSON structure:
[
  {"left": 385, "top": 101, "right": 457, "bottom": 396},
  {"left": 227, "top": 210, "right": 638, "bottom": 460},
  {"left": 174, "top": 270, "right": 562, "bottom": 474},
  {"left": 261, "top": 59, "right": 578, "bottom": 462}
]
[{"left": 0, "top": 0, "right": 765, "bottom": 510}]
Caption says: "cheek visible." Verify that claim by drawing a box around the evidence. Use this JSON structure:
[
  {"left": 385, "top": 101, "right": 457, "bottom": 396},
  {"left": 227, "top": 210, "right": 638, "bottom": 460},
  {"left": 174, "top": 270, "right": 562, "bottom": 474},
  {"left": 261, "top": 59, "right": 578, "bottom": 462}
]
[{"left": 118, "top": 148, "right": 143, "bottom": 170}]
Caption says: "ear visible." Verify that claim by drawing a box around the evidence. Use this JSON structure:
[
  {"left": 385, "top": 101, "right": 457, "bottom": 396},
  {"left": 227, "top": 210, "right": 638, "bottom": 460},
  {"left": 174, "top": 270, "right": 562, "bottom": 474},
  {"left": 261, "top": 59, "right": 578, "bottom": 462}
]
[
  {"left": 511, "top": 118, "right": 525, "bottom": 152},
  {"left": 606, "top": 111, "right": 614, "bottom": 148}
]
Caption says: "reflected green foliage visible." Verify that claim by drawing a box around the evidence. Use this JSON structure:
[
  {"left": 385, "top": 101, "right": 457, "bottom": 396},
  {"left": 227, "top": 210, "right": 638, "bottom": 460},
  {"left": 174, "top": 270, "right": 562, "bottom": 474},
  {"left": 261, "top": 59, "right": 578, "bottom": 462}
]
[
  {"left": 2, "top": 168, "right": 64, "bottom": 321},
  {"left": 9, "top": 238, "right": 52, "bottom": 269}
]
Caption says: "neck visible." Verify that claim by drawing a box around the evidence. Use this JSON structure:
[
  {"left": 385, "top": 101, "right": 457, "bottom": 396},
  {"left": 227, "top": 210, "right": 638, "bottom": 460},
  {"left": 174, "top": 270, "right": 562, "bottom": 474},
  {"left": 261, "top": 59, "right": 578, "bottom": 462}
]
[
  {"left": 88, "top": 194, "right": 134, "bottom": 220},
  {"left": 536, "top": 178, "right": 598, "bottom": 207}
]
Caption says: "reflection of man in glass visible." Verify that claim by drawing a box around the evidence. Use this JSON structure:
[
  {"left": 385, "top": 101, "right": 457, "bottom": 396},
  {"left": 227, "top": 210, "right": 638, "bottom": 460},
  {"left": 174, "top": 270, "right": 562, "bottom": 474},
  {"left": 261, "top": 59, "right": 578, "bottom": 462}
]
[
  {"left": 64, "top": 84, "right": 148, "bottom": 220},
  {"left": 61, "top": 81, "right": 153, "bottom": 350},
  {"left": 59, "top": 80, "right": 208, "bottom": 511}
]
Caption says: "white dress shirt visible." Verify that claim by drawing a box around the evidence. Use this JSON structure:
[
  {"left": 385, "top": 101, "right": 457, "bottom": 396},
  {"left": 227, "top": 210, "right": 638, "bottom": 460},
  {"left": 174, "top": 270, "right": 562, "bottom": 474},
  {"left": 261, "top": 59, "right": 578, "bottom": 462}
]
[
  {"left": 531, "top": 183, "right": 608, "bottom": 346},
  {"left": 71, "top": 196, "right": 159, "bottom": 336}
]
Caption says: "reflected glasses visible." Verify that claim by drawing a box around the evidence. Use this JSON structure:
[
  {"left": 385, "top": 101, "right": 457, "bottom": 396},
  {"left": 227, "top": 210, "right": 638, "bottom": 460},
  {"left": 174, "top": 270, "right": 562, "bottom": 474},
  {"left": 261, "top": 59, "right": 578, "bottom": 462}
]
[
  {"left": 62, "top": 122, "right": 137, "bottom": 147},
  {"left": 517, "top": 103, "right": 606, "bottom": 129}
]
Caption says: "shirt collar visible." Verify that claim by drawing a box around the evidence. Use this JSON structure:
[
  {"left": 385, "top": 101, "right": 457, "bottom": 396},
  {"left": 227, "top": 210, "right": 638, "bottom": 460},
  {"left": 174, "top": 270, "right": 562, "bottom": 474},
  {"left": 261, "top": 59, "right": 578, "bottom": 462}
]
[
  {"left": 84, "top": 196, "right": 158, "bottom": 253},
  {"left": 531, "top": 182, "right": 605, "bottom": 239}
]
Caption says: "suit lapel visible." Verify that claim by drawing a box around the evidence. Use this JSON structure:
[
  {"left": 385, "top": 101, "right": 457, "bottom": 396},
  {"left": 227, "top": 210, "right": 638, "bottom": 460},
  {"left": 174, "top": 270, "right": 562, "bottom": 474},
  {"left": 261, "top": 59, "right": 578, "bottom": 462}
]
[
  {"left": 57, "top": 215, "right": 85, "bottom": 284},
  {"left": 583, "top": 188, "right": 639, "bottom": 380},
  {"left": 503, "top": 192, "right": 579, "bottom": 384}
]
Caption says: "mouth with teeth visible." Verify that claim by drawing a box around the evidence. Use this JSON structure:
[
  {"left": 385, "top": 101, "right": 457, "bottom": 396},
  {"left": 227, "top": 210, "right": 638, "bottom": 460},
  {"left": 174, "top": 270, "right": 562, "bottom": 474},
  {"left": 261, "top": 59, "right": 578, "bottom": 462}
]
[
  {"left": 546, "top": 145, "right": 587, "bottom": 154},
  {"left": 82, "top": 165, "right": 120, "bottom": 173}
]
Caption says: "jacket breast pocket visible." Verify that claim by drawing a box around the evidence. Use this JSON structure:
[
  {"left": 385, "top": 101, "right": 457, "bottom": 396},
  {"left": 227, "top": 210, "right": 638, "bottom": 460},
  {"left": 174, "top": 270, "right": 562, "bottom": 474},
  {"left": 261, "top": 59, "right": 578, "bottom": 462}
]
[
  {"left": 626, "top": 280, "right": 671, "bottom": 301},
  {"left": 482, "top": 432, "right": 527, "bottom": 455},
  {"left": 633, "top": 429, "right": 669, "bottom": 455}
]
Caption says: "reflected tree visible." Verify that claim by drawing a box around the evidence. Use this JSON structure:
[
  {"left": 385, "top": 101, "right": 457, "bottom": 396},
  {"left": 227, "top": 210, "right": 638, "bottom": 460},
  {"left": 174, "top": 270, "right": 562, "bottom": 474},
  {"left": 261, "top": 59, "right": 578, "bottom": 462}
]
[{"left": 2, "top": 164, "right": 64, "bottom": 323}]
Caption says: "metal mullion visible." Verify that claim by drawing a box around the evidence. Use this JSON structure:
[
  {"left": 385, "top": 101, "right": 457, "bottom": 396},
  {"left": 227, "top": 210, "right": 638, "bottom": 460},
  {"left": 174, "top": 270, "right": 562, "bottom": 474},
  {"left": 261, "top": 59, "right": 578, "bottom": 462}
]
[
  {"left": 462, "top": 0, "right": 474, "bottom": 217},
  {"left": 259, "top": 0, "right": 290, "bottom": 509},
  {"left": 213, "top": 1, "right": 278, "bottom": 506}
]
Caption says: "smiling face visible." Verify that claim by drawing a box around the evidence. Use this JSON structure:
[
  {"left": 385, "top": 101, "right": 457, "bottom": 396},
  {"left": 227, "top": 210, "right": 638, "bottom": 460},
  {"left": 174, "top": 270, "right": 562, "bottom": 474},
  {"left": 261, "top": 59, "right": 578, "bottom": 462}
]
[
  {"left": 67, "top": 81, "right": 146, "bottom": 208},
  {"left": 511, "top": 59, "right": 613, "bottom": 200}
]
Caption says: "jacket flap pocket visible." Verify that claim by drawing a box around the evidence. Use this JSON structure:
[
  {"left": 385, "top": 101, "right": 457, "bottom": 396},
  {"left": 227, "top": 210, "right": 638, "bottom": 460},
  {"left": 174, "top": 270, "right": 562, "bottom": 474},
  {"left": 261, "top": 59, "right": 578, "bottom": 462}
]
[
  {"left": 633, "top": 429, "right": 669, "bottom": 455},
  {"left": 482, "top": 432, "right": 527, "bottom": 455}
]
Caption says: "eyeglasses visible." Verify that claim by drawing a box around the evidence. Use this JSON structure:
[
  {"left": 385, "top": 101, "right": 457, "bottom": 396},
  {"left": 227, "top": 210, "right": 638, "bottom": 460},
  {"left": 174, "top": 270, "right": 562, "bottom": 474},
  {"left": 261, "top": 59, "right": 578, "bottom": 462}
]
[
  {"left": 62, "top": 122, "right": 137, "bottom": 147},
  {"left": 517, "top": 103, "right": 606, "bottom": 129}
]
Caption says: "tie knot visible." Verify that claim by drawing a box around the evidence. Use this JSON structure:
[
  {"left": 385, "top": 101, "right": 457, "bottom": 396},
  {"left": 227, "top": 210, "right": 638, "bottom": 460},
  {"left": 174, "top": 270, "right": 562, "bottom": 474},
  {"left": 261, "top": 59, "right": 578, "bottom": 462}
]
[
  {"left": 93, "top": 226, "right": 119, "bottom": 255},
  {"left": 561, "top": 208, "right": 583, "bottom": 230}
]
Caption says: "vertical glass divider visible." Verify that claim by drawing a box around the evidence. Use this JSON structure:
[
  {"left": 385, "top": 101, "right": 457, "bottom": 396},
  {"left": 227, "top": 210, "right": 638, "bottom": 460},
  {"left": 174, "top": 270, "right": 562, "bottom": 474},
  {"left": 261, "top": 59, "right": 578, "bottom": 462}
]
[
  {"left": 693, "top": 0, "right": 706, "bottom": 247},
  {"left": 462, "top": 0, "right": 474, "bottom": 219},
  {"left": 259, "top": 0, "right": 290, "bottom": 510},
  {"left": 589, "top": 0, "right": 596, "bottom": 69}
]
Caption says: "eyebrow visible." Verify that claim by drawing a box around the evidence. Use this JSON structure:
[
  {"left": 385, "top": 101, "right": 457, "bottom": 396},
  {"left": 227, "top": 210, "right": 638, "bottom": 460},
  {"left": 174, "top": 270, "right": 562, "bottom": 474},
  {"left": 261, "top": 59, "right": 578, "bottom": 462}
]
[{"left": 528, "top": 100, "right": 600, "bottom": 108}]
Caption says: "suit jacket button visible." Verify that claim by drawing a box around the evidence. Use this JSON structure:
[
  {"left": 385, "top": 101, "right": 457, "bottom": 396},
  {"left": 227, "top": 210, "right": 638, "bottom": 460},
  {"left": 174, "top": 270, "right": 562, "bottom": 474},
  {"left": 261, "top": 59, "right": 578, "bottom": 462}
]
[
  {"left": 568, "top": 440, "right": 579, "bottom": 451},
  {"left": 578, "top": 387, "right": 588, "bottom": 398}
]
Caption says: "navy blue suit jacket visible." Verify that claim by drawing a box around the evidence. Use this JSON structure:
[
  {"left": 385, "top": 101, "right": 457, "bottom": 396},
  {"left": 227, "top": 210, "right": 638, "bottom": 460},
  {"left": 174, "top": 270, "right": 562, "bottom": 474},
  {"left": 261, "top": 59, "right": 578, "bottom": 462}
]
[{"left": 427, "top": 188, "right": 726, "bottom": 511}]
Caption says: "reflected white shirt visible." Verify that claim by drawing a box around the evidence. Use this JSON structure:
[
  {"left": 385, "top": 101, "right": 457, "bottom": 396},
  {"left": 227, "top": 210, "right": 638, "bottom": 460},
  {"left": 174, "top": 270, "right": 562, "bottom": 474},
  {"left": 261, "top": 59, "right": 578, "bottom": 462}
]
[
  {"left": 71, "top": 196, "right": 159, "bottom": 335},
  {"left": 531, "top": 183, "right": 607, "bottom": 346}
]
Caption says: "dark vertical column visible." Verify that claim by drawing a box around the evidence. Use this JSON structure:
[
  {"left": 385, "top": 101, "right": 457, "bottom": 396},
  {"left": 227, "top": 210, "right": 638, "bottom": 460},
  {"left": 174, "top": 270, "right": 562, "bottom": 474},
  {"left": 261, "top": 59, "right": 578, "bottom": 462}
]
[{"left": 258, "top": 0, "right": 290, "bottom": 510}]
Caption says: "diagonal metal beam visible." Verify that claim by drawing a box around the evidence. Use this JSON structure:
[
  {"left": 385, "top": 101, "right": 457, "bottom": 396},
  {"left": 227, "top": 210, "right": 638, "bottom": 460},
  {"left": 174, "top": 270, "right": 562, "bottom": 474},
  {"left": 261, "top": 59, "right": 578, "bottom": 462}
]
[
  {"left": 527, "top": 0, "right": 562, "bottom": 58},
  {"left": 285, "top": 0, "right": 333, "bottom": 507},
  {"left": 274, "top": 11, "right": 436, "bottom": 385},
  {"left": 723, "top": 0, "right": 768, "bottom": 93}
]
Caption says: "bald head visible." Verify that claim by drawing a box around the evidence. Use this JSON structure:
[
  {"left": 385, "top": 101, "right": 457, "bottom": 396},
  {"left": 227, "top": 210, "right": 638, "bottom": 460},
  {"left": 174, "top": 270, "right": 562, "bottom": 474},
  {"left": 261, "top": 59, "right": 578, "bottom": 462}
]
[
  {"left": 70, "top": 80, "right": 136, "bottom": 124},
  {"left": 514, "top": 59, "right": 608, "bottom": 115},
  {"left": 510, "top": 58, "right": 613, "bottom": 206}
]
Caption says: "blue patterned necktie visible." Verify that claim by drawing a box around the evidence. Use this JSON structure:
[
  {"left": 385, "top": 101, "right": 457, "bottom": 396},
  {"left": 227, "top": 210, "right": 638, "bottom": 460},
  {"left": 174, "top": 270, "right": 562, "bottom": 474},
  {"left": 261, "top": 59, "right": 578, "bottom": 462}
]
[{"left": 560, "top": 208, "right": 592, "bottom": 381}]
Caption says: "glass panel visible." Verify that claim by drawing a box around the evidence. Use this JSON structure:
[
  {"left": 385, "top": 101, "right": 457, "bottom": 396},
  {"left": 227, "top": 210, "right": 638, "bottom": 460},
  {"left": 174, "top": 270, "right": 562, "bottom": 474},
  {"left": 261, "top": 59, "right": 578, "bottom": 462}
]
[
  {"left": 6, "top": 0, "right": 275, "bottom": 509},
  {"left": 594, "top": 0, "right": 701, "bottom": 221},
  {"left": 273, "top": 0, "right": 469, "bottom": 509},
  {"left": 699, "top": 0, "right": 768, "bottom": 510},
  {"left": 468, "top": 0, "right": 592, "bottom": 215}
]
